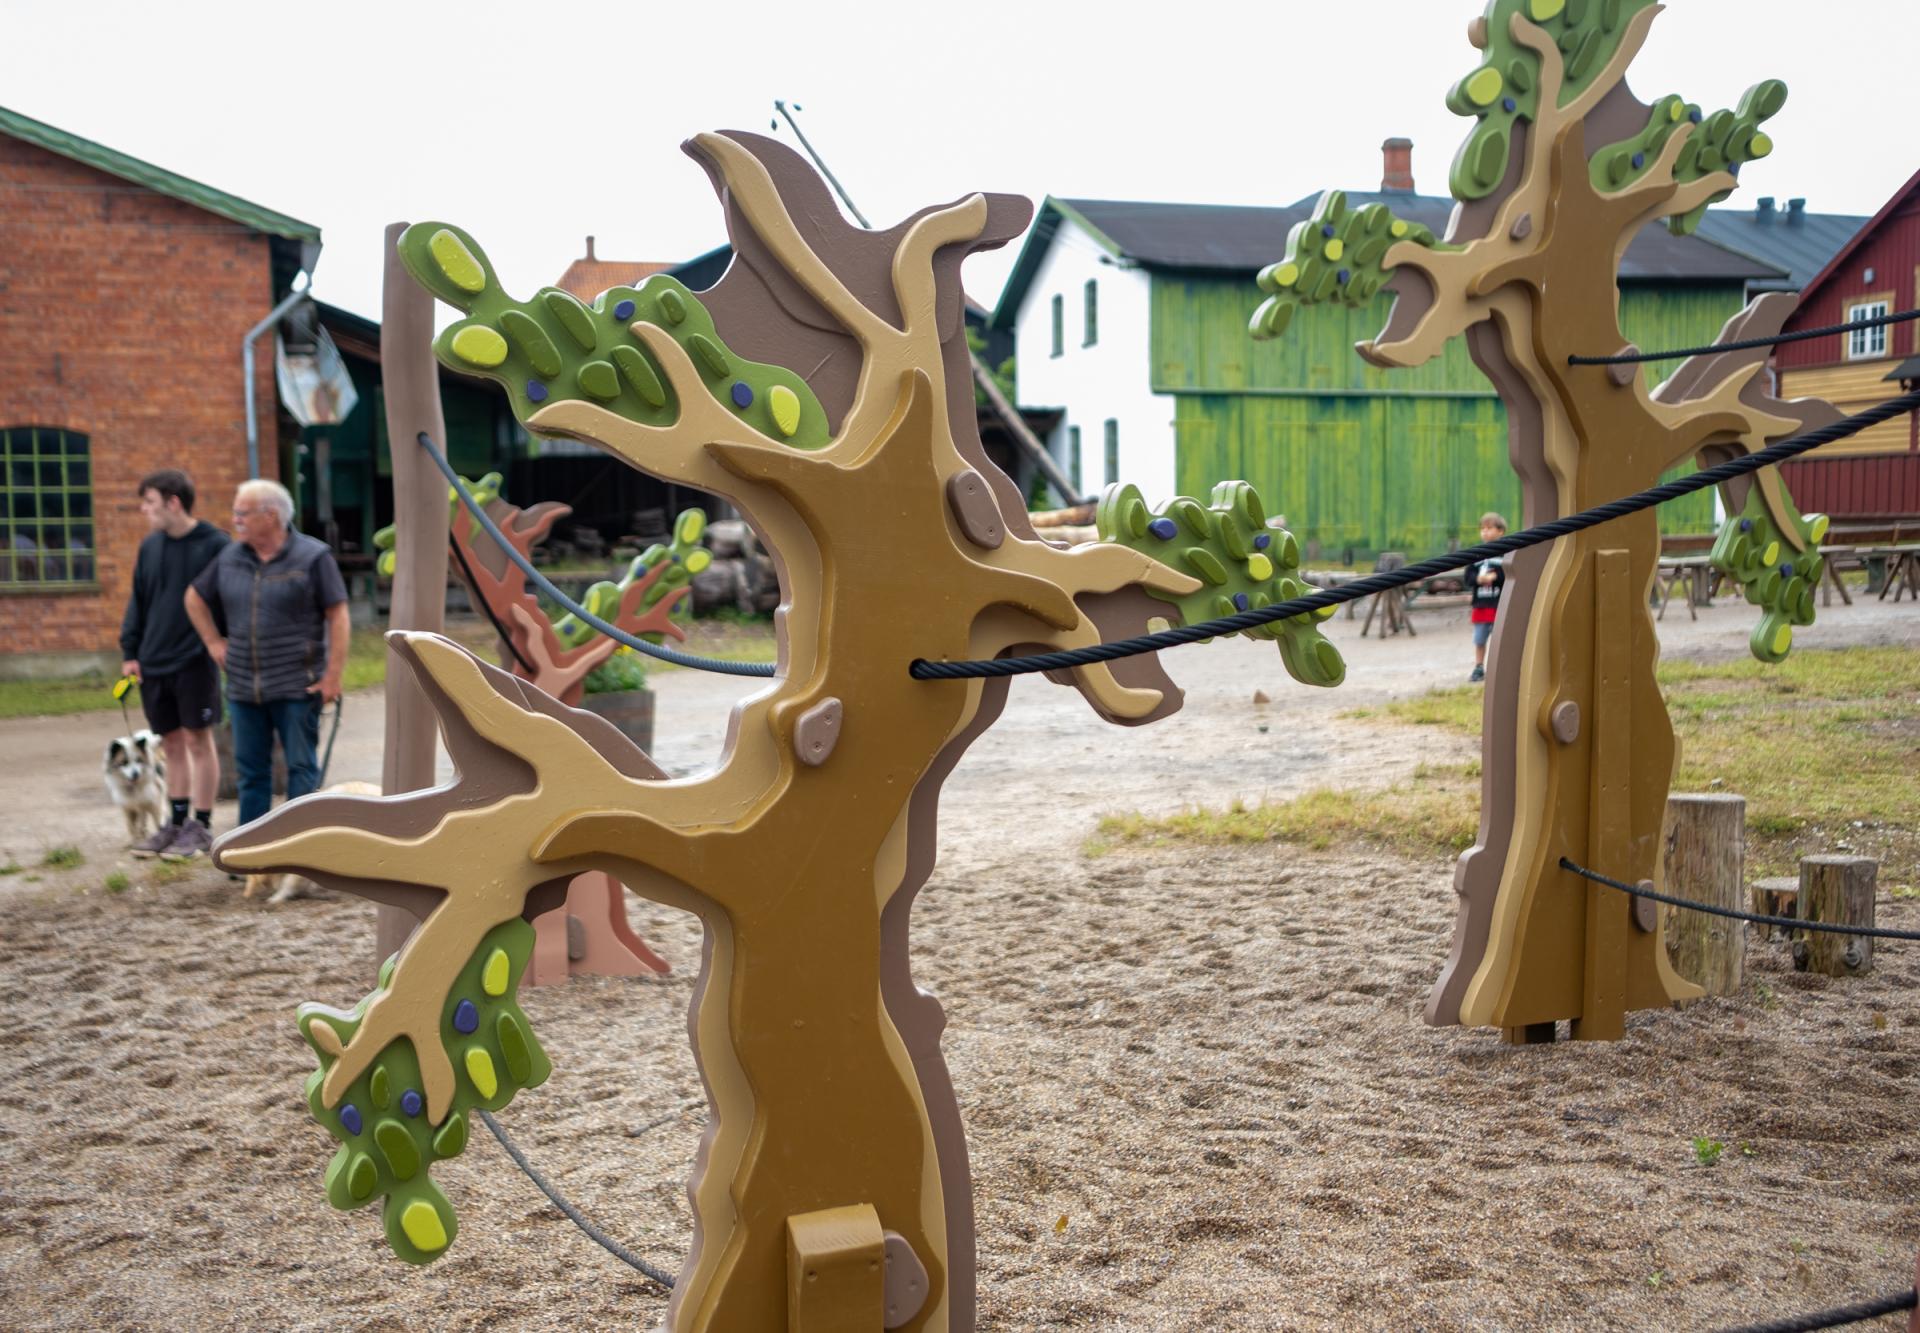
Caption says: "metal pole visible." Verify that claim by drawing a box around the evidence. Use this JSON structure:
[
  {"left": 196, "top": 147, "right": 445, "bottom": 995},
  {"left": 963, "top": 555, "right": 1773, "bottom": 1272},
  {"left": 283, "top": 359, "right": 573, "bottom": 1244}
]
[{"left": 242, "top": 279, "right": 311, "bottom": 479}]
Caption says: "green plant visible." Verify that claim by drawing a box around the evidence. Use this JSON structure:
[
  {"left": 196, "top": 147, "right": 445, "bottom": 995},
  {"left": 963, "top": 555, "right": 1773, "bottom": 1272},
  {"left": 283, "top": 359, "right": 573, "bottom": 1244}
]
[
  {"left": 1755, "top": 981, "right": 1779, "bottom": 1010},
  {"left": 42, "top": 845, "right": 82, "bottom": 869},
  {"left": 104, "top": 871, "right": 131, "bottom": 894},
  {"left": 582, "top": 649, "right": 649, "bottom": 696},
  {"left": 1646, "top": 1270, "right": 1665, "bottom": 1290},
  {"left": 149, "top": 860, "right": 195, "bottom": 886},
  {"left": 0, "top": 860, "right": 21, "bottom": 876},
  {"left": 1692, "top": 1136, "right": 1725, "bottom": 1167}
]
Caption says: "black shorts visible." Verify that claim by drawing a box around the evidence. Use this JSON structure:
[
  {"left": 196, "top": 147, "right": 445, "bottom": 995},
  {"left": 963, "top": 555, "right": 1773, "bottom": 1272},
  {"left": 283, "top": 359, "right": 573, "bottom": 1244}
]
[{"left": 141, "top": 658, "right": 222, "bottom": 735}]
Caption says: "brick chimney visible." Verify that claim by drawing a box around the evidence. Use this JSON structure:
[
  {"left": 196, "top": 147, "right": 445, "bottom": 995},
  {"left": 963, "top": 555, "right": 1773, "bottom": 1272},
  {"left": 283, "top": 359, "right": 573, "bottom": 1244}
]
[
  {"left": 1382, "top": 138, "right": 1415, "bottom": 192},
  {"left": 585, "top": 235, "right": 597, "bottom": 259}
]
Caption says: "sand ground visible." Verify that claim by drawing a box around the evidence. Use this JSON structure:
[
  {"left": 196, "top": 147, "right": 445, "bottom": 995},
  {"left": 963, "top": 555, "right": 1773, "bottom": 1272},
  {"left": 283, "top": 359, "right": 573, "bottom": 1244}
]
[{"left": 2, "top": 593, "right": 1917, "bottom": 1330}]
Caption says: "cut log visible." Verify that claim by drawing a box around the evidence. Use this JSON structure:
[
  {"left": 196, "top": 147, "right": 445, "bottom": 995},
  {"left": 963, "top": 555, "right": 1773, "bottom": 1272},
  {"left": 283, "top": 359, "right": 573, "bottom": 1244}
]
[
  {"left": 1794, "top": 855, "right": 1877, "bottom": 977},
  {"left": 1662, "top": 793, "right": 1746, "bottom": 996},
  {"left": 1749, "top": 877, "right": 1798, "bottom": 941}
]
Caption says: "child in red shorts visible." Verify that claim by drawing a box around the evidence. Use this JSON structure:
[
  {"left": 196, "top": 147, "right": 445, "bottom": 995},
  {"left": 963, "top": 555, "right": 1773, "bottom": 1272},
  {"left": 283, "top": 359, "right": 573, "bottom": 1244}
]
[{"left": 1468, "top": 511, "right": 1506, "bottom": 683}]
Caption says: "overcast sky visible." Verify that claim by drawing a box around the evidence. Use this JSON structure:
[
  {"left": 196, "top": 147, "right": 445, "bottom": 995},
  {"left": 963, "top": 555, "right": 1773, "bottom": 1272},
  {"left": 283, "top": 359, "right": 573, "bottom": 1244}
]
[{"left": 5, "top": 0, "right": 1914, "bottom": 324}]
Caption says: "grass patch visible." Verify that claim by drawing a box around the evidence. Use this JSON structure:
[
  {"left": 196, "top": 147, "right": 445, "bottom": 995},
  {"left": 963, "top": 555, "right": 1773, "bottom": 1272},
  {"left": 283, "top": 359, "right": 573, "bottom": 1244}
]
[
  {"left": 1334, "top": 646, "right": 1920, "bottom": 879},
  {"left": 42, "top": 845, "right": 83, "bottom": 869},
  {"left": 1092, "top": 761, "right": 1481, "bottom": 862},
  {"left": 148, "top": 859, "right": 196, "bottom": 886},
  {"left": 0, "top": 860, "right": 21, "bottom": 877},
  {"left": 0, "top": 674, "right": 125, "bottom": 719},
  {"left": 104, "top": 871, "right": 131, "bottom": 894}
]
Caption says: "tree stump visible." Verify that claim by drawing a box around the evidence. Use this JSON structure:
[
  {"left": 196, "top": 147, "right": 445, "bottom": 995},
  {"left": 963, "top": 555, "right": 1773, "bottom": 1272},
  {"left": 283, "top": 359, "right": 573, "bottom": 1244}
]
[
  {"left": 1749, "top": 877, "right": 1798, "bottom": 941},
  {"left": 1794, "top": 855, "right": 1877, "bottom": 977},
  {"left": 1662, "top": 793, "right": 1746, "bottom": 996}
]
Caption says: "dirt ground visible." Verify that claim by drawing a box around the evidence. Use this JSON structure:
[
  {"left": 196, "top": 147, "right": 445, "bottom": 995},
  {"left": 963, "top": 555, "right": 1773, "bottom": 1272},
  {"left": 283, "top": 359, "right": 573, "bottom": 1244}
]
[{"left": 3, "top": 594, "right": 1917, "bottom": 1330}]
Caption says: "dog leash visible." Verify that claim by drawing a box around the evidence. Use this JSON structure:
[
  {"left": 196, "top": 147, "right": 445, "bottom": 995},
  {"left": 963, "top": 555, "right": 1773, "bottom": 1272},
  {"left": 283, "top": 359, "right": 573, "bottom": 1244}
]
[
  {"left": 316, "top": 696, "right": 344, "bottom": 788},
  {"left": 112, "top": 674, "right": 139, "bottom": 735}
]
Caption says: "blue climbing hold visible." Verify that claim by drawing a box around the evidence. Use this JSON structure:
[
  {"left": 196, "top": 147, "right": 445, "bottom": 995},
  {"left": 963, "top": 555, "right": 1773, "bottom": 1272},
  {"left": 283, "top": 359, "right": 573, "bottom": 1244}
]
[
  {"left": 340, "top": 1103, "right": 363, "bottom": 1136},
  {"left": 1780, "top": 562, "right": 1793, "bottom": 577},
  {"left": 1502, "top": 97, "right": 1517, "bottom": 112},
  {"left": 526, "top": 381, "right": 549, "bottom": 404},
  {"left": 1232, "top": 593, "right": 1250, "bottom": 612},
  {"left": 1631, "top": 152, "right": 1646, "bottom": 169},
  {"left": 1253, "top": 533, "right": 1272, "bottom": 551},
  {"left": 401, "top": 1089, "right": 424, "bottom": 1118},
  {"left": 1321, "top": 224, "right": 1335, "bottom": 238},
  {"left": 1147, "top": 518, "right": 1178, "bottom": 541},
  {"left": 1690, "top": 108, "right": 1703, "bottom": 123},
  {"left": 453, "top": 999, "right": 479, "bottom": 1035},
  {"left": 730, "top": 381, "right": 754, "bottom": 408},
  {"left": 1740, "top": 518, "right": 1753, "bottom": 532},
  {"left": 613, "top": 299, "right": 635, "bottom": 320}
]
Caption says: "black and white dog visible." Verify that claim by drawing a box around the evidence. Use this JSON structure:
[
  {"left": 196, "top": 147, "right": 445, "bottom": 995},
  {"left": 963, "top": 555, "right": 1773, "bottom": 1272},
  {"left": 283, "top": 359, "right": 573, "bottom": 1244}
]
[{"left": 104, "top": 731, "right": 169, "bottom": 843}]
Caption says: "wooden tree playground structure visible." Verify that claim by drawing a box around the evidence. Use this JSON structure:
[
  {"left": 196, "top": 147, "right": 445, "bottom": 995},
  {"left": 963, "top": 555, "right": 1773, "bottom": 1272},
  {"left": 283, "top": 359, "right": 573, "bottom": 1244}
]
[
  {"left": 1251, "top": 0, "right": 1841, "bottom": 1043},
  {"left": 204, "top": 3, "right": 1902, "bottom": 1328}
]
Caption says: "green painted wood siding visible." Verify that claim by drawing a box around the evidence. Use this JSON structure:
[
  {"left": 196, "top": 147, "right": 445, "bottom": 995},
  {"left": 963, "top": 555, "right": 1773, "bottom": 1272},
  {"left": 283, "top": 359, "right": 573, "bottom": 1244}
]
[{"left": 1151, "top": 274, "right": 1747, "bottom": 554}]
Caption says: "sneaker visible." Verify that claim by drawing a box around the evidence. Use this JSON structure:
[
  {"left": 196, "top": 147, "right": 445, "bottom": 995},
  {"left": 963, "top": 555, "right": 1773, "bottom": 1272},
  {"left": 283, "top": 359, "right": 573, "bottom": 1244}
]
[
  {"left": 1469, "top": 664, "right": 1486, "bottom": 683},
  {"left": 131, "top": 823, "right": 182, "bottom": 858},
  {"left": 160, "top": 820, "right": 214, "bottom": 861}
]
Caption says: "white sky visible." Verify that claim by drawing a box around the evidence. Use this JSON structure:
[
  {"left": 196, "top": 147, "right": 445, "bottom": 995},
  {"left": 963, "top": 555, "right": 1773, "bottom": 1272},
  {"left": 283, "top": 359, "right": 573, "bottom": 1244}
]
[{"left": 4, "top": 0, "right": 1914, "bottom": 323}]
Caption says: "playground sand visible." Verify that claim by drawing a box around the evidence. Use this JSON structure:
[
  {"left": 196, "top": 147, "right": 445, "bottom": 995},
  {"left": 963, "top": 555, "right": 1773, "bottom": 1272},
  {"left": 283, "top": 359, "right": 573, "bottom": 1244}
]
[
  {"left": 2, "top": 837, "right": 1917, "bottom": 1331},
  {"left": 4, "top": 602, "right": 1918, "bottom": 1329}
]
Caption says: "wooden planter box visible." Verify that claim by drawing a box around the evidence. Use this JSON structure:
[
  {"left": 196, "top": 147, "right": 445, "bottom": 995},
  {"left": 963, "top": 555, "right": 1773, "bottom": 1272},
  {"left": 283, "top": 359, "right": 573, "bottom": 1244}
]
[{"left": 578, "top": 688, "right": 655, "bottom": 757}]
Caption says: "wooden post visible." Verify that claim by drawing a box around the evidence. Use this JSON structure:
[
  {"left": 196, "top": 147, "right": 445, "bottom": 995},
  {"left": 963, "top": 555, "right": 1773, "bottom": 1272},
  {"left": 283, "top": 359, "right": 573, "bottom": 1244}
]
[
  {"left": 1795, "top": 854, "right": 1877, "bottom": 977},
  {"left": 1662, "top": 793, "right": 1746, "bottom": 995},
  {"left": 1749, "top": 877, "right": 1798, "bottom": 941},
  {"left": 376, "top": 221, "right": 450, "bottom": 969},
  {"left": 1575, "top": 550, "right": 1633, "bottom": 1042}
]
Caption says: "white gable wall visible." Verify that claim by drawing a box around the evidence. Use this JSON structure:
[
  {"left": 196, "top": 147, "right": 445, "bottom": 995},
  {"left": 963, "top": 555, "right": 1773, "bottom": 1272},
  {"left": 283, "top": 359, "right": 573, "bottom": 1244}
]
[{"left": 1008, "top": 219, "right": 1177, "bottom": 506}]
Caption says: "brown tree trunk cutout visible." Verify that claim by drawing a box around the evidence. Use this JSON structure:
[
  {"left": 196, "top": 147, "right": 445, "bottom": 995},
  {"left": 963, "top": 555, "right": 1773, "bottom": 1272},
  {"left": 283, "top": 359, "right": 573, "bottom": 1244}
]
[
  {"left": 1329, "top": 11, "right": 1845, "bottom": 1035},
  {"left": 216, "top": 131, "right": 1196, "bottom": 1330}
]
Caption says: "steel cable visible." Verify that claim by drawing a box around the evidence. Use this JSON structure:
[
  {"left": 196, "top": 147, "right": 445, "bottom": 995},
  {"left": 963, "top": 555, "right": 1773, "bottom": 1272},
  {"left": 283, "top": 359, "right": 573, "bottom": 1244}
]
[
  {"left": 1561, "top": 858, "right": 1920, "bottom": 942},
  {"left": 1570, "top": 306, "right": 1920, "bottom": 365},
  {"left": 912, "top": 388, "right": 1920, "bottom": 682}
]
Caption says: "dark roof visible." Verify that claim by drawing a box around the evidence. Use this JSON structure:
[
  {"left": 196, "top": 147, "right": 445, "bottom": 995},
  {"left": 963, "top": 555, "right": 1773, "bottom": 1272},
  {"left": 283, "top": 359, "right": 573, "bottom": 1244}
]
[
  {"left": 0, "top": 103, "right": 320, "bottom": 245},
  {"left": 1693, "top": 202, "right": 1867, "bottom": 292},
  {"left": 1886, "top": 356, "right": 1920, "bottom": 385},
  {"left": 992, "top": 192, "right": 1786, "bottom": 328},
  {"left": 1791, "top": 168, "right": 1920, "bottom": 314}
]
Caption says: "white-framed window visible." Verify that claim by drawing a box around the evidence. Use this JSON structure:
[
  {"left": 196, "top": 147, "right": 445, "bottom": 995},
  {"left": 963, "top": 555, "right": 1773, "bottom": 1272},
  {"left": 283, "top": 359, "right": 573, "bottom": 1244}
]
[
  {"left": 1083, "top": 279, "right": 1098, "bottom": 348},
  {"left": 1847, "top": 298, "right": 1890, "bottom": 360}
]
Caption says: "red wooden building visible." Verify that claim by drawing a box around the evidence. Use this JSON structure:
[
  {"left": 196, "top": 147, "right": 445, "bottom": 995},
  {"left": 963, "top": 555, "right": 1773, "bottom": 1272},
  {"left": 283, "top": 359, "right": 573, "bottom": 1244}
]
[{"left": 1775, "top": 168, "right": 1920, "bottom": 520}]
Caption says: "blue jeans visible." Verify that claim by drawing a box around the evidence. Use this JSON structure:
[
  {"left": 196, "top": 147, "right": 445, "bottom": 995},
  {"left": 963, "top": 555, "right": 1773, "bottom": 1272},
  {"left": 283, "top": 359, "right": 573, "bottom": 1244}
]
[{"left": 230, "top": 696, "right": 321, "bottom": 827}]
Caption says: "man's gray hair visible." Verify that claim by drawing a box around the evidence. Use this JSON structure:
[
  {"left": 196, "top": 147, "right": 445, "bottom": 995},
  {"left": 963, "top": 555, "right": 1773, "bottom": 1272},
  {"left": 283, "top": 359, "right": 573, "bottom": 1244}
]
[{"left": 236, "top": 479, "right": 295, "bottom": 527}]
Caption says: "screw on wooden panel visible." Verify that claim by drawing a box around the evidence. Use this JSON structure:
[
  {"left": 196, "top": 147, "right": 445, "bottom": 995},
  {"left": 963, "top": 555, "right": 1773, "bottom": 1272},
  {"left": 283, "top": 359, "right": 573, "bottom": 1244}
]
[
  {"left": 1633, "top": 882, "right": 1658, "bottom": 934},
  {"left": 794, "top": 697, "right": 843, "bottom": 768},
  {"left": 1607, "top": 351, "right": 1639, "bottom": 387},
  {"left": 1549, "top": 700, "right": 1581, "bottom": 744},
  {"left": 881, "top": 1232, "right": 929, "bottom": 1329},
  {"left": 1510, "top": 213, "right": 1534, "bottom": 241}
]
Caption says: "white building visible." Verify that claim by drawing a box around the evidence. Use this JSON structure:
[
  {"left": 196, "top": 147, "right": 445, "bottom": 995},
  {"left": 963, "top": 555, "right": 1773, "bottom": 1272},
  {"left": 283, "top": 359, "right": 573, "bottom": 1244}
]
[{"left": 991, "top": 199, "right": 1177, "bottom": 505}]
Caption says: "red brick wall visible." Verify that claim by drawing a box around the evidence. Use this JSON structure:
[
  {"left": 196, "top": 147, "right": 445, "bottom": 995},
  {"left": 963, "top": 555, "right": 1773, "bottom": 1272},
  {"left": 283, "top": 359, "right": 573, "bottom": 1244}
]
[{"left": 0, "top": 132, "right": 283, "bottom": 660}]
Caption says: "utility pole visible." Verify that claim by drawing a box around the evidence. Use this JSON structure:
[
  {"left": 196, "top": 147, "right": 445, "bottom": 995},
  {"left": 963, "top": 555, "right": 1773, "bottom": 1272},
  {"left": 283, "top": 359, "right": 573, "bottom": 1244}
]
[{"left": 770, "top": 100, "right": 1083, "bottom": 506}]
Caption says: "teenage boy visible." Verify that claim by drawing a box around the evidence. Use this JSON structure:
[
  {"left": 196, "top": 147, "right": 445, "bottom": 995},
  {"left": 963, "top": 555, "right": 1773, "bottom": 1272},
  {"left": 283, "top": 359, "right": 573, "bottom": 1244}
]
[
  {"left": 1468, "top": 511, "right": 1507, "bottom": 683},
  {"left": 120, "top": 469, "right": 229, "bottom": 856}
]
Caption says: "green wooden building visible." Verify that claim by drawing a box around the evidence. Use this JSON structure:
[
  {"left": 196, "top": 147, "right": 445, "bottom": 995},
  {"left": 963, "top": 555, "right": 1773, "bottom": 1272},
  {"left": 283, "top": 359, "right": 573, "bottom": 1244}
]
[{"left": 993, "top": 151, "right": 1792, "bottom": 559}]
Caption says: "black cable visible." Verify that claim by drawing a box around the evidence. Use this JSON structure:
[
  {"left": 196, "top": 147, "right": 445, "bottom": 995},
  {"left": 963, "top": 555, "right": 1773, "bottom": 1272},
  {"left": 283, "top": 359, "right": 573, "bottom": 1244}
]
[
  {"left": 417, "top": 433, "right": 775, "bottom": 678},
  {"left": 476, "top": 1108, "right": 676, "bottom": 1289},
  {"left": 447, "top": 538, "right": 538, "bottom": 675},
  {"left": 911, "top": 388, "right": 1920, "bottom": 682},
  {"left": 1571, "top": 306, "right": 1920, "bottom": 365},
  {"left": 1562, "top": 858, "right": 1920, "bottom": 942},
  {"left": 1713, "top": 1286, "right": 1917, "bottom": 1333}
]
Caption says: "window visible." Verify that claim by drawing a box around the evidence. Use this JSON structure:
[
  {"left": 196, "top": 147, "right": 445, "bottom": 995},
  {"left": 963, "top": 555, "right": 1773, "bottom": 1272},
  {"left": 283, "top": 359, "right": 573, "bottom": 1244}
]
[
  {"left": 1848, "top": 298, "right": 1890, "bottom": 360},
  {"left": 1, "top": 427, "right": 94, "bottom": 588},
  {"left": 1083, "top": 279, "right": 1099, "bottom": 348},
  {"left": 1068, "top": 426, "right": 1082, "bottom": 492},
  {"left": 1050, "top": 294, "right": 1064, "bottom": 358},
  {"left": 1103, "top": 419, "right": 1119, "bottom": 485}
]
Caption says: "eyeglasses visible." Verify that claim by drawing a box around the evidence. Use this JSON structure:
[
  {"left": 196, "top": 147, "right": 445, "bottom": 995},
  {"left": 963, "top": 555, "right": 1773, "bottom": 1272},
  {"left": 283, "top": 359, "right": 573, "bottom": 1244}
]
[{"left": 233, "top": 507, "right": 262, "bottom": 519}]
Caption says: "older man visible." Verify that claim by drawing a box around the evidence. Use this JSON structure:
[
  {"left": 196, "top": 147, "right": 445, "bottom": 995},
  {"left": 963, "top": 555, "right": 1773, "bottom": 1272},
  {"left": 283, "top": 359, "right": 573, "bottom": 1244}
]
[{"left": 185, "top": 479, "right": 350, "bottom": 828}]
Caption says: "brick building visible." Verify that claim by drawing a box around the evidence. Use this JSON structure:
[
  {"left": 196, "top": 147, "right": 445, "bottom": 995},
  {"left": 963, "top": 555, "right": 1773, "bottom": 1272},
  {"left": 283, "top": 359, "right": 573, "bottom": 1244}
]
[{"left": 1, "top": 105, "right": 320, "bottom": 675}]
